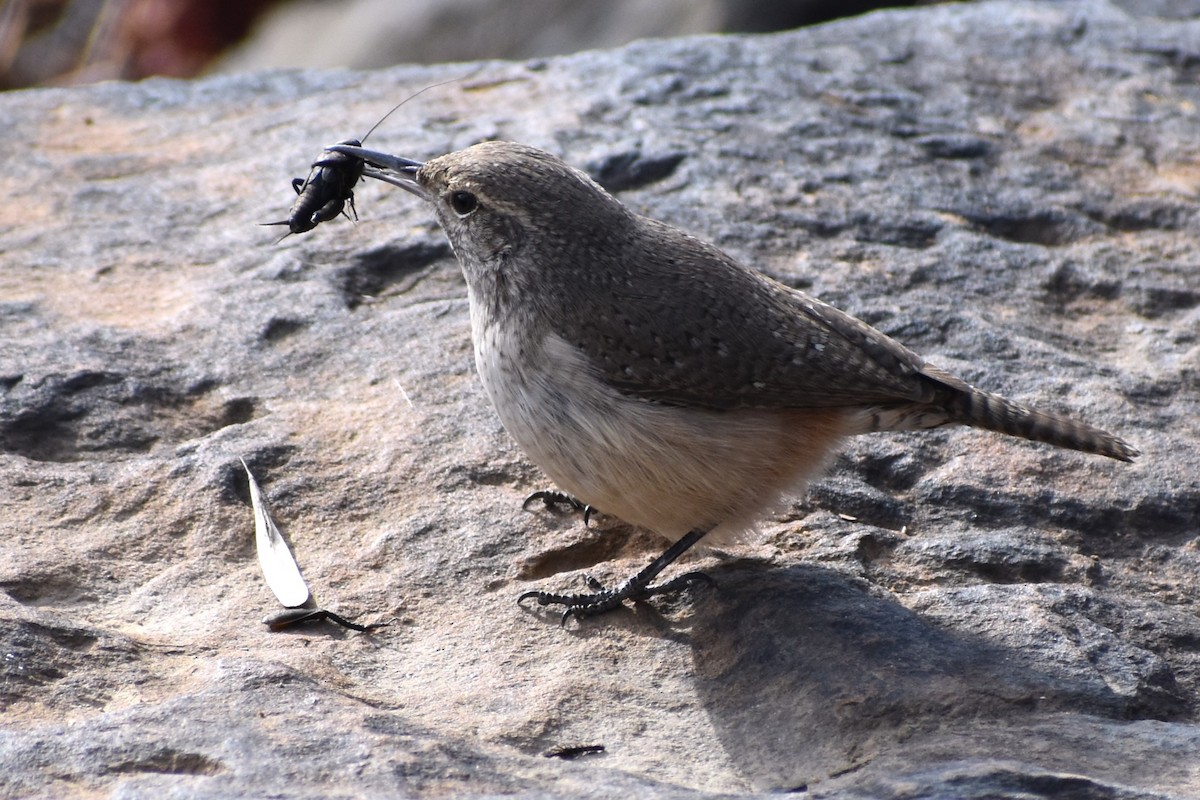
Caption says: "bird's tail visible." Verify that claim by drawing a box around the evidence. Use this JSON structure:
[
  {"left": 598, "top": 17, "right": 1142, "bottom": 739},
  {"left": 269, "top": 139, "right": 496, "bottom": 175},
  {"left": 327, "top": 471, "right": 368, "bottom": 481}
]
[
  {"left": 858, "top": 365, "right": 1140, "bottom": 462},
  {"left": 940, "top": 383, "right": 1139, "bottom": 461}
]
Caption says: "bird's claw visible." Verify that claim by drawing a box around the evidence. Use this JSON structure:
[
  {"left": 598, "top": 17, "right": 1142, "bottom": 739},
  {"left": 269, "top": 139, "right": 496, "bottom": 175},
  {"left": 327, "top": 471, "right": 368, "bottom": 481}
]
[
  {"left": 518, "top": 571, "right": 715, "bottom": 625},
  {"left": 522, "top": 490, "right": 596, "bottom": 526}
]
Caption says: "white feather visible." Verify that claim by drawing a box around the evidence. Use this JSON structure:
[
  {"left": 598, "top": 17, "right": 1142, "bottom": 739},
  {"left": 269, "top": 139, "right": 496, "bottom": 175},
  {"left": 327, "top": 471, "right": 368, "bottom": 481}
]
[{"left": 243, "top": 459, "right": 311, "bottom": 609}]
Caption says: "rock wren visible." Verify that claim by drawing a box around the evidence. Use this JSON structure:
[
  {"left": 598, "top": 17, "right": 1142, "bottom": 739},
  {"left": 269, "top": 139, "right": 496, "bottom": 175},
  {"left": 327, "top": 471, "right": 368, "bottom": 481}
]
[{"left": 332, "top": 140, "right": 1139, "bottom": 621}]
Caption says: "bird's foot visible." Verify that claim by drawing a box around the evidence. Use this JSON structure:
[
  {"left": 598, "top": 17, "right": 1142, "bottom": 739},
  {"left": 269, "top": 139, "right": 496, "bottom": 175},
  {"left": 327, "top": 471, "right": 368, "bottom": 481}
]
[
  {"left": 522, "top": 490, "right": 596, "bottom": 526},
  {"left": 519, "top": 571, "right": 714, "bottom": 625}
]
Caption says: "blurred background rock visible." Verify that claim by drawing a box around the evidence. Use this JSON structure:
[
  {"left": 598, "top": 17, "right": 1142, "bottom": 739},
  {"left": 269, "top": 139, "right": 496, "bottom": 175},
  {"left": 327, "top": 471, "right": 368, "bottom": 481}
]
[{"left": 0, "top": 0, "right": 959, "bottom": 89}]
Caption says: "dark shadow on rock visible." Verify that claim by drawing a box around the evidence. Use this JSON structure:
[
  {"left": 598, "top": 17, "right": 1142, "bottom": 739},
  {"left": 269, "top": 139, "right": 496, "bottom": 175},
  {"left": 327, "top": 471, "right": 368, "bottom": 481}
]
[
  {"left": 587, "top": 149, "right": 687, "bottom": 193},
  {"left": 330, "top": 240, "right": 452, "bottom": 308},
  {"left": 689, "top": 561, "right": 1188, "bottom": 793},
  {"left": 0, "top": 370, "right": 260, "bottom": 464}
]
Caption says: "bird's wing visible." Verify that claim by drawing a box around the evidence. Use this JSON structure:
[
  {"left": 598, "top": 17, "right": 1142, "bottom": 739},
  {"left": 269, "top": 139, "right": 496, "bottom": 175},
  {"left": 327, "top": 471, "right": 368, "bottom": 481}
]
[{"left": 553, "top": 218, "right": 938, "bottom": 411}]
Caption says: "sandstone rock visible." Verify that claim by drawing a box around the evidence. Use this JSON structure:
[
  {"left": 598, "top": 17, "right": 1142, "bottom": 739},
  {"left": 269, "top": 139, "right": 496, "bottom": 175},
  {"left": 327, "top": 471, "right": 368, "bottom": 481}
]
[{"left": 2, "top": 1, "right": 1198, "bottom": 797}]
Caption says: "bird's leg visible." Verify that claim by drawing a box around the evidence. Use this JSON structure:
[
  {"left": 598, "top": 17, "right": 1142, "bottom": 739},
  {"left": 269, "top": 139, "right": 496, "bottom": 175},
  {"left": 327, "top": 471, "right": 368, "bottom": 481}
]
[
  {"left": 519, "top": 527, "right": 714, "bottom": 623},
  {"left": 522, "top": 490, "right": 596, "bottom": 526}
]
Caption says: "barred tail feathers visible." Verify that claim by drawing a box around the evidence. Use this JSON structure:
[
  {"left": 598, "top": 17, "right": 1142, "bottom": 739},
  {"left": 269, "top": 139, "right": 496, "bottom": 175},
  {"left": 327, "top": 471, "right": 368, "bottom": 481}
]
[
  {"left": 939, "top": 383, "right": 1140, "bottom": 462},
  {"left": 853, "top": 366, "right": 1140, "bottom": 463}
]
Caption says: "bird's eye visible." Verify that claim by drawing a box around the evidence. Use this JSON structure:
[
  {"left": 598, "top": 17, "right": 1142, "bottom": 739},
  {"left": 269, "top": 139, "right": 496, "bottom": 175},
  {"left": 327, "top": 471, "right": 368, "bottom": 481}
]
[{"left": 449, "top": 191, "right": 478, "bottom": 216}]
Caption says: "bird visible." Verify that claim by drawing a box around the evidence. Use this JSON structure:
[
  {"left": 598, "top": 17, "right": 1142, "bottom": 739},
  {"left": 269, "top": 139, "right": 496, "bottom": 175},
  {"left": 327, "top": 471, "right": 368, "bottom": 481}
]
[{"left": 330, "top": 140, "right": 1139, "bottom": 622}]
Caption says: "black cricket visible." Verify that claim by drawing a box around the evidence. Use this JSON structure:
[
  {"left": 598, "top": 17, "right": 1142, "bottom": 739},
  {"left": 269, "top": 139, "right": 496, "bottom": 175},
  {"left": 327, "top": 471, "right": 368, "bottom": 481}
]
[
  {"left": 262, "top": 140, "right": 368, "bottom": 237},
  {"left": 263, "top": 77, "right": 462, "bottom": 238}
]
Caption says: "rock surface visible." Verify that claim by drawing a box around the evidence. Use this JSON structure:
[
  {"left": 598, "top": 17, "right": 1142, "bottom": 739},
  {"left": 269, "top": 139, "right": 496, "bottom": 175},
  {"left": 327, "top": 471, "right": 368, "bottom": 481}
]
[{"left": 2, "top": 1, "right": 1198, "bottom": 797}]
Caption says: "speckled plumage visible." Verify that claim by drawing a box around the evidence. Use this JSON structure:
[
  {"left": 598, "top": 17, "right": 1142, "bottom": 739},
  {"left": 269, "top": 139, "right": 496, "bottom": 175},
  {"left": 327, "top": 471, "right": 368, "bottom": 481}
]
[
  {"left": 339, "top": 139, "right": 1138, "bottom": 616},
  {"left": 414, "top": 142, "right": 1136, "bottom": 459}
]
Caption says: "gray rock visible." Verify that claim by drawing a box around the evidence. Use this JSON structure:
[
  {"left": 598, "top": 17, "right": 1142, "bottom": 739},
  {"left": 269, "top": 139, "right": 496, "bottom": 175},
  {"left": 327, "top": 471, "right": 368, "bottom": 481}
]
[{"left": 2, "top": 1, "right": 1198, "bottom": 797}]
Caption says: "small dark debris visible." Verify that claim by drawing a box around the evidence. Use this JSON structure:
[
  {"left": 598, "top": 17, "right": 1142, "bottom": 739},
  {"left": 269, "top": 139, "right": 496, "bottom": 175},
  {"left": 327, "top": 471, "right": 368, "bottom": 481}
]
[
  {"left": 543, "top": 744, "right": 605, "bottom": 760},
  {"left": 917, "top": 133, "right": 995, "bottom": 160},
  {"left": 263, "top": 608, "right": 386, "bottom": 633}
]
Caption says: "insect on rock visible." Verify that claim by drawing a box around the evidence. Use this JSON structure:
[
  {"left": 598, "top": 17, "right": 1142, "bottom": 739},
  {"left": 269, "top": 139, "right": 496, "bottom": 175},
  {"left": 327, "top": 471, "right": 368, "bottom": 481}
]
[{"left": 263, "top": 77, "right": 461, "bottom": 239}]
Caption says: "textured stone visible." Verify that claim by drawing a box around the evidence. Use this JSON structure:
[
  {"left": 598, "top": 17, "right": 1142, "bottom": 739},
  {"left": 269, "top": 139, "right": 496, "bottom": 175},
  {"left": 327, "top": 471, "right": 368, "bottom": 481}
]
[{"left": 2, "top": 1, "right": 1198, "bottom": 798}]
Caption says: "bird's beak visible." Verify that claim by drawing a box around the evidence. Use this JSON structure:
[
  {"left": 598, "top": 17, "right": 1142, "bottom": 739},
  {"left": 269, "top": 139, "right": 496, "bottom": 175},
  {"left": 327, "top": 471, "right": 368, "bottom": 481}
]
[{"left": 328, "top": 145, "right": 428, "bottom": 200}]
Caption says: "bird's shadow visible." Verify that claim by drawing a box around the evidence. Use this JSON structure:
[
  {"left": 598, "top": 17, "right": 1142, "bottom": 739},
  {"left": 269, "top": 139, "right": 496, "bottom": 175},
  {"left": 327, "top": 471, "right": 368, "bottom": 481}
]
[{"left": 678, "top": 560, "right": 1165, "bottom": 793}]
